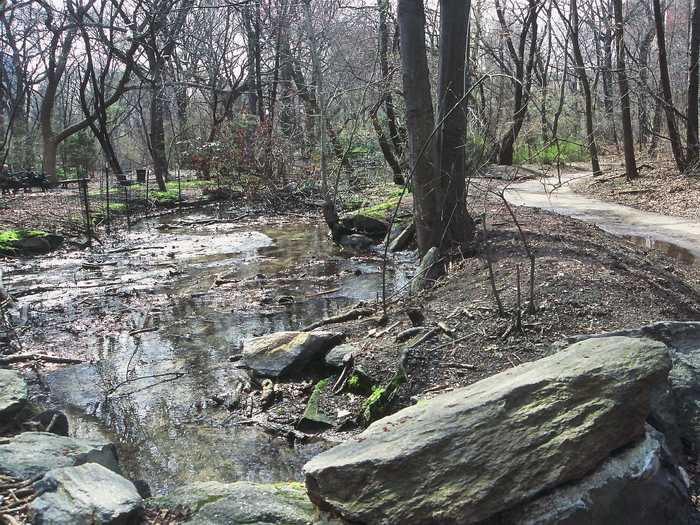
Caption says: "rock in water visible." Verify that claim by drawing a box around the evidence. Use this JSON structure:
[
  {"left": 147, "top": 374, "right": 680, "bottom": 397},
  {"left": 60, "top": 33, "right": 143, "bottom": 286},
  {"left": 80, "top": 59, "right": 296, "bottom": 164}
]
[
  {"left": 303, "top": 336, "right": 671, "bottom": 524},
  {"left": 0, "top": 369, "right": 28, "bottom": 421},
  {"left": 388, "top": 222, "right": 415, "bottom": 252},
  {"left": 153, "top": 481, "right": 315, "bottom": 525},
  {"left": 341, "top": 215, "right": 389, "bottom": 240},
  {"left": 242, "top": 331, "right": 342, "bottom": 378},
  {"left": 30, "top": 463, "right": 142, "bottom": 525},
  {"left": 498, "top": 427, "right": 693, "bottom": 525},
  {"left": 0, "top": 432, "right": 120, "bottom": 479}
]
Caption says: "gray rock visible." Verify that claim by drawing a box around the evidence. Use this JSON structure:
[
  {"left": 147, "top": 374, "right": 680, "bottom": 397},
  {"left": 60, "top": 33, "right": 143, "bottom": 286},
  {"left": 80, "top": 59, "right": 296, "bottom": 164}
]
[
  {"left": 410, "top": 246, "right": 441, "bottom": 293},
  {"left": 0, "top": 432, "right": 120, "bottom": 479},
  {"left": 572, "top": 321, "right": 700, "bottom": 458},
  {"left": 0, "top": 368, "right": 27, "bottom": 421},
  {"left": 324, "top": 343, "right": 358, "bottom": 368},
  {"left": 30, "top": 463, "right": 142, "bottom": 525},
  {"left": 11, "top": 234, "right": 63, "bottom": 255},
  {"left": 242, "top": 331, "right": 342, "bottom": 378},
  {"left": 154, "top": 481, "right": 315, "bottom": 524},
  {"left": 304, "top": 336, "right": 671, "bottom": 525},
  {"left": 388, "top": 222, "right": 415, "bottom": 252},
  {"left": 497, "top": 427, "right": 693, "bottom": 525}
]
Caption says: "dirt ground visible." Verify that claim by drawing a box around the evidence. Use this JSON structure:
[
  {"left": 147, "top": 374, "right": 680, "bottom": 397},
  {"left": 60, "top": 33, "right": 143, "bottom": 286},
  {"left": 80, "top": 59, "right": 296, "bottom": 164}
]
[
  {"left": 262, "top": 196, "right": 700, "bottom": 442},
  {"left": 570, "top": 155, "right": 700, "bottom": 221}
]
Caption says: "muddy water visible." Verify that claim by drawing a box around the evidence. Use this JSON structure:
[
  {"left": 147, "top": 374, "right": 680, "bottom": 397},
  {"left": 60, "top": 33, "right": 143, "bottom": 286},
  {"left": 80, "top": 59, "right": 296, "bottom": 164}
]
[
  {"left": 7, "top": 209, "right": 413, "bottom": 495},
  {"left": 504, "top": 174, "right": 700, "bottom": 265}
]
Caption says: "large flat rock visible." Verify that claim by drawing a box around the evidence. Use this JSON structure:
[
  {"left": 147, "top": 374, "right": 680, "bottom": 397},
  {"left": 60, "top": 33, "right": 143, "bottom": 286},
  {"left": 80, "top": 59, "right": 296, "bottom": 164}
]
[
  {"left": 154, "top": 481, "right": 315, "bottom": 524},
  {"left": 0, "top": 368, "right": 27, "bottom": 421},
  {"left": 30, "top": 463, "right": 142, "bottom": 525},
  {"left": 303, "top": 336, "right": 671, "bottom": 524},
  {"left": 0, "top": 432, "right": 120, "bottom": 479},
  {"left": 242, "top": 331, "right": 342, "bottom": 378},
  {"left": 572, "top": 321, "right": 700, "bottom": 457}
]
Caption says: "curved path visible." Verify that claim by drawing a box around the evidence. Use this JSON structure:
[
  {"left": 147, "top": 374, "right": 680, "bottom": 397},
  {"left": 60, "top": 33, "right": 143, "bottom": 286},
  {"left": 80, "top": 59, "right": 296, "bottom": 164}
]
[{"left": 504, "top": 173, "right": 700, "bottom": 265}]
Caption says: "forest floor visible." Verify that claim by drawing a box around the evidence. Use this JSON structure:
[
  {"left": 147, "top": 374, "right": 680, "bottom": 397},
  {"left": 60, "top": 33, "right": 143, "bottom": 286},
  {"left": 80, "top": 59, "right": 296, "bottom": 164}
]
[
  {"left": 570, "top": 155, "right": 700, "bottom": 221},
  {"left": 269, "top": 187, "right": 700, "bottom": 442}
]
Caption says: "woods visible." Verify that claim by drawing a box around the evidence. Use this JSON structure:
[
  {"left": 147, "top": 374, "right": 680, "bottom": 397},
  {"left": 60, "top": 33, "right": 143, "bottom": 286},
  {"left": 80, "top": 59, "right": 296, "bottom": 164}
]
[
  {"left": 3, "top": 0, "right": 700, "bottom": 524},
  {"left": 2, "top": 0, "right": 700, "bottom": 256}
]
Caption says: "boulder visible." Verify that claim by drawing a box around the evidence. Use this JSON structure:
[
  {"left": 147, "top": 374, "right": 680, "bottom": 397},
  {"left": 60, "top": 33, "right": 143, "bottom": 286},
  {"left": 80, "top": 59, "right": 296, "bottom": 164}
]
[
  {"left": 242, "top": 331, "right": 342, "bottom": 378},
  {"left": 30, "top": 463, "right": 142, "bottom": 525},
  {"left": 303, "top": 336, "right": 671, "bottom": 525},
  {"left": 0, "top": 432, "right": 120, "bottom": 479},
  {"left": 324, "top": 343, "right": 359, "bottom": 368},
  {"left": 154, "top": 481, "right": 315, "bottom": 525},
  {"left": 11, "top": 234, "right": 63, "bottom": 255},
  {"left": 572, "top": 321, "right": 700, "bottom": 458},
  {"left": 496, "top": 427, "right": 693, "bottom": 525},
  {"left": 0, "top": 368, "right": 28, "bottom": 421},
  {"left": 341, "top": 215, "right": 389, "bottom": 240},
  {"left": 388, "top": 222, "right": 415, "bottom": 252}
]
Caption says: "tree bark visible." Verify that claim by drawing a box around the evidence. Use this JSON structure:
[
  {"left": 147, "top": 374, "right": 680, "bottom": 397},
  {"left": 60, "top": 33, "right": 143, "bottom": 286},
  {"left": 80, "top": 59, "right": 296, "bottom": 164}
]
[
  {"left": 437, "top": 0, "right": 475, "bottom": 250},
  {"left": 652, "top": 0, "right": 686, "bottom": 170},
  {"left": 565, "top": 0, "right": 602, "bottom": 176},
  {"left": 397, "top": 0, "right": 440, "bottom": 255},
  {"left": 613, "top": 0, "right": 638, "bottom": 180},
  {"left": 688, "top": 0, "right": 700, "bottom": 165},
  {"left": 496, "top": 0, "right": 539, "bottom": 166}
]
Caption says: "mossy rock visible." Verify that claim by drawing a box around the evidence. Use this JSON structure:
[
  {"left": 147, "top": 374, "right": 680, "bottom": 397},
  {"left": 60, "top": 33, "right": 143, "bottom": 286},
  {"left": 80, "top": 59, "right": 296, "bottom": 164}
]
[
  {"left": 0, "top": 229, "right": 62, "bottom": 256},
  {"left": 152, "top": 481, "right": 315, "bottom": 524}
]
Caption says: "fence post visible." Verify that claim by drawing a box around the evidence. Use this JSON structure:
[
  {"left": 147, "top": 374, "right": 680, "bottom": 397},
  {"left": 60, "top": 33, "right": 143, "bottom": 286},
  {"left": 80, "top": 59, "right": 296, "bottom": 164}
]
[
  {"left": 79, "top": 178, "right": 92, "bottom": 246},
  {"left": 124, "top": 185, "right": 130, "bottom": 232},
  {"left": 104, "top": 166, "right": 111, "bottom": 234}
]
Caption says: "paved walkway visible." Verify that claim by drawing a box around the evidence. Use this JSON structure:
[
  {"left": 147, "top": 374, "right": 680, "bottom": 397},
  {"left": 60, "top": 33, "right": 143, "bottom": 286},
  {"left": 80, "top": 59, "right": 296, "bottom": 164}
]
[{"left": 504, "top": 173, "right": 700, "bottom": 265}]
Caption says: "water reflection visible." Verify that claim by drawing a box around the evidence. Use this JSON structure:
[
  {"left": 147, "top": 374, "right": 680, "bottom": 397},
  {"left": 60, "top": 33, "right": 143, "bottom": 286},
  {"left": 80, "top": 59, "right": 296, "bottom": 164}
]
[{"left": 46, "top": 213, "right": 414, "bottom": 494}]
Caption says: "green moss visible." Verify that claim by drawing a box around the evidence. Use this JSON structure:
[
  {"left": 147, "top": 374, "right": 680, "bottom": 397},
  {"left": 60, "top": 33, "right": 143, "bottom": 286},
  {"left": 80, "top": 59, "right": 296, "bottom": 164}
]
[
  {"left": 0, "top": 229, "right": 48, "bottom": 252},
  {"left": 300, "top": 378, "right": 334, "bottom": 427},
  {"left": 150, "top": 189, "right": 179, "bottom": 203}
]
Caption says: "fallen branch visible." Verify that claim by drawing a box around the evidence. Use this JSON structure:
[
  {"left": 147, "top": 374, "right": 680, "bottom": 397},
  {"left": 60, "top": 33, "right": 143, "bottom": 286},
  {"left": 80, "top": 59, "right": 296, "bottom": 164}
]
[
  {"left": 128, "top": 327, "right": 157, "bottom": 337},
  {"left": 305, "top": 287, "right": 341, "bottom": 298},
  {"left": 302, "top": 307, "right": 374, "bottom": 331},
  {"left": 0, "top": 354, "right": 83, "bottom": 365}
]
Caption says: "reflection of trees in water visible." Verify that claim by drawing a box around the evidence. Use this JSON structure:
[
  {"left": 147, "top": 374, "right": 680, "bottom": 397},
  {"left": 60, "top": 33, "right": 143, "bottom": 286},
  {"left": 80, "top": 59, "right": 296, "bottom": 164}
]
[{"left": 625, "top": 235, "right": 697, "bottom": 266}]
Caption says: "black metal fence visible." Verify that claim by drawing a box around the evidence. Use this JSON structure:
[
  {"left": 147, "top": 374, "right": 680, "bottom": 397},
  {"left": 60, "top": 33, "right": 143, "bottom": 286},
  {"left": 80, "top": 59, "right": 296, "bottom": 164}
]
[{"left": 76, "top": 167, "right": 226, "bottom": 241}]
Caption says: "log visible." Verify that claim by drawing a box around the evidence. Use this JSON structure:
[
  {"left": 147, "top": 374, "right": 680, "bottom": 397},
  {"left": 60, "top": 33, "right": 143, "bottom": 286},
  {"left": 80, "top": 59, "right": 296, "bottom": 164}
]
[
  {"left": 0, "top": 354, "right": 83, "bottom": 365},
  {"left": 302, "top": 307, "right": 374, "bottom": 331}
]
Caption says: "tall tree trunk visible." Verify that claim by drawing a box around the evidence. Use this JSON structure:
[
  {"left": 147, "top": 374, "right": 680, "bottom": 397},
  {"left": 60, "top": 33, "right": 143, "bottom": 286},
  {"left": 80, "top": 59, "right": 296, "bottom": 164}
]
[
  {"left": 652, "top": 0, "right": 686, "bottom": 170},
  {"left": 496, "top": 0, "right": 538, "bottom": 165},
  {"left": 565, "top": 0, "right": 602, "bottom": 176},
  {"left": 397, "top": 0, "right": 440, "bottom": 256},
  {"left": 437, "top": 0, "right": 475, "bottom": 250},
  {"left": 688, "top": 0, "right": 700, "bottom": 165},
  {"left": 601, "top": 25, "right": 619, "bottom": 146},
  {"left": 613, "top": 0, "right": 638, "bottom": 180},
  {"left": 637, "top": 23, "right": 655, "bottom": 146},
  {"left": 243, "top": 5, "right": 258, "bottom": 116},
  {"left": 42, "top": 138, "right": 58, "bottom": 180},
  {"left": 149, "top": 65, "right": 168, "bottom": 191},
  {"left": 378, "top": 0, "right": 404, "bottom": 158}
]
